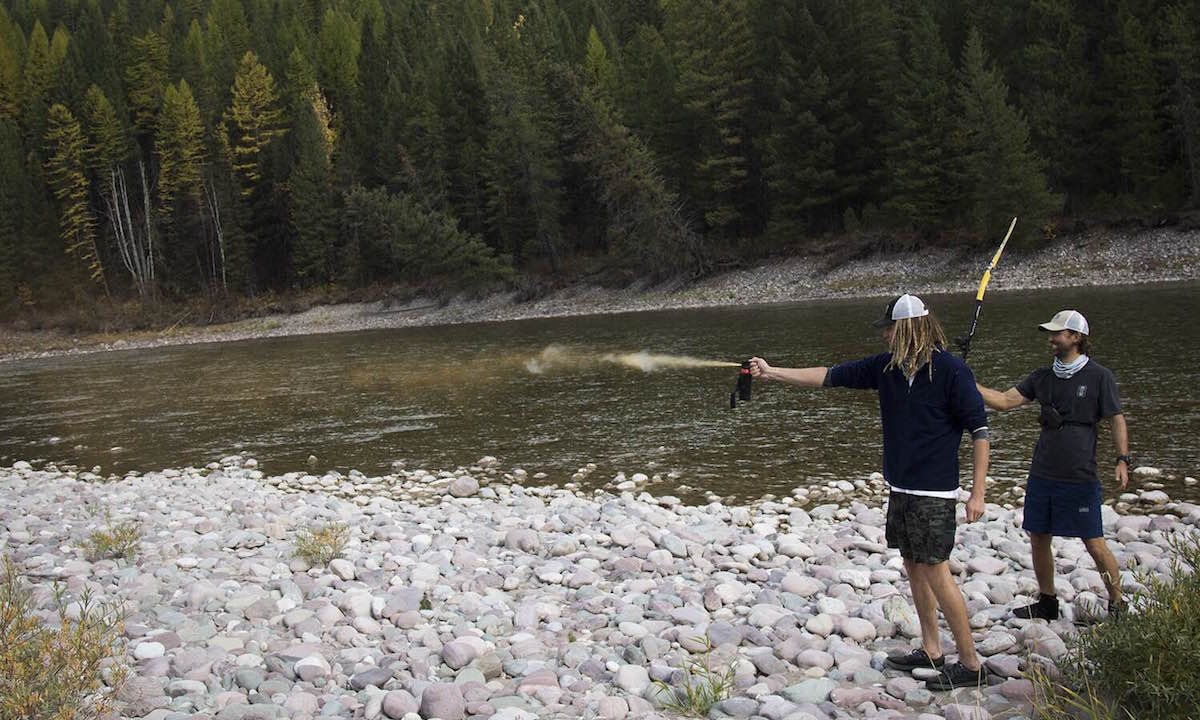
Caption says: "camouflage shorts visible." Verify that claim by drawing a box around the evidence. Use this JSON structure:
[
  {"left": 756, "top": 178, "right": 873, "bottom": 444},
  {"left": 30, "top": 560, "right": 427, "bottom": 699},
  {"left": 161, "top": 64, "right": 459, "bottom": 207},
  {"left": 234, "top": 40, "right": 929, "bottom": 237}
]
[{"left": 885, "top": 491, "right": 957, "bottom": 565}]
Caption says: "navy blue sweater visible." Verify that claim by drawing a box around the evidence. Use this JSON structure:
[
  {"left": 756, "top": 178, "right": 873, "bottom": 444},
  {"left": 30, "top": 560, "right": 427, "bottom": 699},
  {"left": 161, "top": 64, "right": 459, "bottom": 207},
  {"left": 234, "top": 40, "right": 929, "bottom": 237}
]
[{"left": 827, "top": 350, "right": 988, "bottom": 493}]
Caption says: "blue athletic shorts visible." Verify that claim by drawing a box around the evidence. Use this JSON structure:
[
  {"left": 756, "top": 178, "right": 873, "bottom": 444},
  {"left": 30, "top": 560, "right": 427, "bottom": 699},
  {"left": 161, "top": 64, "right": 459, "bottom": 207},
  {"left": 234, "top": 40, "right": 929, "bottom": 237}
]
[{"left": 1021, "top": 474, "right": 1103, "bottom": 539}]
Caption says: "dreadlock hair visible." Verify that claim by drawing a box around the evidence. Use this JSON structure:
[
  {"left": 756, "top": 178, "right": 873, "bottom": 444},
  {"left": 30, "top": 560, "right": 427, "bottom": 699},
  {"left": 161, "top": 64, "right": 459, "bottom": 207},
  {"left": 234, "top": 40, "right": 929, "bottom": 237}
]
[{"left": 885, "top": 312, "right": 948, "bottom": 380}]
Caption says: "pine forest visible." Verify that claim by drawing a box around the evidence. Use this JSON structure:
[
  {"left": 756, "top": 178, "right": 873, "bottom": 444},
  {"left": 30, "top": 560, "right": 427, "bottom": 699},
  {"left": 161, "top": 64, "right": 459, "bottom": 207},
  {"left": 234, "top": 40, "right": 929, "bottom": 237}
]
[{"left": 1, "top": 0, "right": 1198, "bottom": 320}]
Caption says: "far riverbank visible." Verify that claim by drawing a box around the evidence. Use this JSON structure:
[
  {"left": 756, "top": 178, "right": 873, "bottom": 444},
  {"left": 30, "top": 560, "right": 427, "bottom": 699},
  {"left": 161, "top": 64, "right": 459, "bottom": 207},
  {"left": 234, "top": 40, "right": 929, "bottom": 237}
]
[{"left": 1, "top": 225, "right": 1196, "bottom": 363}]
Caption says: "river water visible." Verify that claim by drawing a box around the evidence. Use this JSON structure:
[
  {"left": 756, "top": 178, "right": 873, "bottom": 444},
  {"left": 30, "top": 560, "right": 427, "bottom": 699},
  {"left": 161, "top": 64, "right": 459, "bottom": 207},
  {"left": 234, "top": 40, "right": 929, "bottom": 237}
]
[{"left": 1, "top": 283, "right": 1195, "bottom": 503}]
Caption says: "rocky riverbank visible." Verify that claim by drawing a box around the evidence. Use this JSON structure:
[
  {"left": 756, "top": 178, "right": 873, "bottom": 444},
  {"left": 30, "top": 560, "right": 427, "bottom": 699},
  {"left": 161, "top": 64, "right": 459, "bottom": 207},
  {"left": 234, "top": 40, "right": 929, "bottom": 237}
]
[
  {"left": 3, "top": 457, "right": 1198, "bottom": 720},
  {"left": 2, "top": 225, "right": 1197, "bottom": 363}
]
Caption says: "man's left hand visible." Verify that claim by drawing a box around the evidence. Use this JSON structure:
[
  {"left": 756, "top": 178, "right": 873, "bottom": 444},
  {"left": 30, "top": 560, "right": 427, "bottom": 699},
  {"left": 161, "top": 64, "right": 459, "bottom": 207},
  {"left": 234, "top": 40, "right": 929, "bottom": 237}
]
[
  {"left": 1116, "top": 462, "right": 1129, "bottom": 490},
  {"left": 966, "top": 493, "right": 985, "bottom": 522}
]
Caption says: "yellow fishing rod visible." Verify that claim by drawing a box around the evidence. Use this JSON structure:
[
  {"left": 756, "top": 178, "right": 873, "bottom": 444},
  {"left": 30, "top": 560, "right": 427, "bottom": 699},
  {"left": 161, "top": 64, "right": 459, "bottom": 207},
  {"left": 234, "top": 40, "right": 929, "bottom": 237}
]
[{"left": 956, "top": 216, "right": 1017, "bottom": 360}]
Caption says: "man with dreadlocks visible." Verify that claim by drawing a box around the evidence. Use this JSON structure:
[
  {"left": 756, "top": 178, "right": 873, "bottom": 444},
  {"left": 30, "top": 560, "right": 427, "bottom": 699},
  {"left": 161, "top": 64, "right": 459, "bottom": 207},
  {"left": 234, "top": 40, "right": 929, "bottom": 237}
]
[{"left": 749, "top": 293, "right": 990, "bottom": 691}]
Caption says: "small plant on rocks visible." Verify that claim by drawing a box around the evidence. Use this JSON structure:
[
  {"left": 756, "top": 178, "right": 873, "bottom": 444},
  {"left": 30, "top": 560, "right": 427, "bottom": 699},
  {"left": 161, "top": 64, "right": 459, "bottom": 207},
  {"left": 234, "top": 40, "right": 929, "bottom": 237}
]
[
  {"left": 293, "top": 522, "right": 349, "bottom": 565},
  {"left": 0, "top": 557, "right": 128, "bottom": 720},
  {"left": 653, "top": 634, "right": 736, "bottom": 717},
  {"left": 83, "top": 512, "right": 141, "bottom": 561},
  {"left": 1029, "top": 531, "right": 1200, "bottom": 719}
]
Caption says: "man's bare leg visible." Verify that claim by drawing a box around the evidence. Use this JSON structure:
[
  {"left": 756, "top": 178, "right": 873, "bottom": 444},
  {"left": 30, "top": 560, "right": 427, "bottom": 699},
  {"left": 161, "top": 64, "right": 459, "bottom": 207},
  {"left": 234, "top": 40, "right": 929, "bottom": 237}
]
[
  {"left": 904, "top": 558, "right": 943, "bottom": 660},
  {"left": 1029, "top": 531, "right": 1057, "bottom": 596},
  {"left": 912, "top": 561, "right": 980, "bottom": 670},
  {"left": 1083, "top": 537, "right": 1123, "bottom": 603}
]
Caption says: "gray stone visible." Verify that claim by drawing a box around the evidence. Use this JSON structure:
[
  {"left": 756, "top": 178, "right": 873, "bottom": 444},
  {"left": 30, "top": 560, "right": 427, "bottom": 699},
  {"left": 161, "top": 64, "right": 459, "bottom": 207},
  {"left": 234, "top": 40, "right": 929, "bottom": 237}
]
[
  {"left": 440, "top": 640, "right": 476, "bottom": 670},
  {"left": 117, "top": 676, "right": 168, "bottom": 717},
  {"left": 234, "top": 668, "right": 264, "bottom": 691},
  {"left": 504, "top": 529, "right": 540, "bottom": 554},
  {"left": 419, "top": 683, "right": 465, "bottom": 720},
  {"left": 749, "top": 649, "right": 788, "bottom": 675},
  {"left": 449, "top": 476, "right": 479, "bottom": 497},
  {"left": 781, "top": 678, "right": 836, "bottom": 705},
  {"left": 615, "top": 665, "right": 650, "bottom": 695},
  {"left": 351, "top": 666, "right": 394, "bottom": 690},
  {"left": 329, "top": 558, "right": 355, "bottom": 580},
  {"left": 597, "top": 696, "right": 629, "bottom": 720},
  {"left": 944, "top": 704, "right": 992, "bottom": 720},
  {"left": 757, "top": 695, "right": 801, "bottom": 720},
  {"left": 716, "top": 697, "right": 760, "bottom": 717},
  {"left": 382, "top": 690, "right": 418, "bottom": 719},
  {"left": 294, "top": 654, "right": 330, "bottom": 682}
]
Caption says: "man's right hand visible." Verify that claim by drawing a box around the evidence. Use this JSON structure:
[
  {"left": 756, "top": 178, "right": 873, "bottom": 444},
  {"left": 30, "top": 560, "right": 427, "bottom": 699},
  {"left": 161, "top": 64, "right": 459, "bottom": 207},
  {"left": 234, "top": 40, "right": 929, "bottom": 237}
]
[{"left": 749, "top": 357, "right": 771, "bottom": 380}]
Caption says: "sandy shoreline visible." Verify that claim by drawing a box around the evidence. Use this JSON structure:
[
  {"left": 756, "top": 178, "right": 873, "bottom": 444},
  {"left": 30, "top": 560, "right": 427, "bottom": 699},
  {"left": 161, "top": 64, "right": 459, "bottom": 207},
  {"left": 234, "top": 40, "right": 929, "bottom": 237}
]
[
  {"left": 2, "top": 456, "right": 1197, "bottom": 720},
  {"left": 2, "top": 226, "right": 1197, "bottom": 364}
]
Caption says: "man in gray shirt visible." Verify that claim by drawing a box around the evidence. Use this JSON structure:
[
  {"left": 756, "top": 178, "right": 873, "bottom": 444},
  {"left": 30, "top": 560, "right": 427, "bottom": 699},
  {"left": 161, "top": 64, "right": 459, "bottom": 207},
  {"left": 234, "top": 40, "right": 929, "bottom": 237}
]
[{"left": 976, "top": 310, "right": 1130, "bottom": 620}]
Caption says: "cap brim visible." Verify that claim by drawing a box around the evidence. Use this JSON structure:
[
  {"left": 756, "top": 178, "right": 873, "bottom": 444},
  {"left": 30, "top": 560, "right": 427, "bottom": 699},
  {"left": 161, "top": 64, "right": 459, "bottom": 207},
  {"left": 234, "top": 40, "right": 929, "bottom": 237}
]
[
  {"left": 1038, "top": 322, "right": 1066, "bottom": 332},
  {"left": 872, "top": 318, "right": 894, "bottom": 328}
]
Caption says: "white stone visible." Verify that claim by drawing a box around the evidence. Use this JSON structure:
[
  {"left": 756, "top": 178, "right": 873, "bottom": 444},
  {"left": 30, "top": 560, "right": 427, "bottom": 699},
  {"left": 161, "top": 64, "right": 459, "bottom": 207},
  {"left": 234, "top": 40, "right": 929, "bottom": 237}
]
[
  {"left": 840, "top": 617, "right": 876, "bottom": 643},
  {"left": 806, "top": 613, "right": 834, "bottom": 637},
  {"left": 615, "top": 665, "right": 650, "bottom": 695},
  {"left": 133, "top": 642, "right": 165, "bottom": 660},
  {"left": 329, "top": 558, "right": 355, "bottom": 580},
  {"left": 781, "top": 573, "right": 822, "bottom": 597},
  {"left": 295, "top": 654, "right": 331, "bottom": 681}
]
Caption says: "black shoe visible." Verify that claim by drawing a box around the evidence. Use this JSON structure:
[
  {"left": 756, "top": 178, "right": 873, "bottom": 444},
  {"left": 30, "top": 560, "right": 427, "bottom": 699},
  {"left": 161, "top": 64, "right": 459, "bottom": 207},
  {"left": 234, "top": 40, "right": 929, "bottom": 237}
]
[
  {"left": 926, "top": 662, "right": 988, "bottom": 691},
  {"left": 884, "top": 648, "right": 945, "bottom": 672},
  {"left": 1014, "top": 593, "right": 1059, "bottom": 620}
]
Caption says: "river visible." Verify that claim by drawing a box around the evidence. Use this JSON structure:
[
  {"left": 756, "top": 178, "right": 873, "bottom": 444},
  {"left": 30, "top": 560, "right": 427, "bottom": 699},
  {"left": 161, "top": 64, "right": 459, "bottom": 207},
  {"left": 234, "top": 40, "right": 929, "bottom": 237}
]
[{"left": 1, "top": 282, "right": 1195, "bottom": 503}]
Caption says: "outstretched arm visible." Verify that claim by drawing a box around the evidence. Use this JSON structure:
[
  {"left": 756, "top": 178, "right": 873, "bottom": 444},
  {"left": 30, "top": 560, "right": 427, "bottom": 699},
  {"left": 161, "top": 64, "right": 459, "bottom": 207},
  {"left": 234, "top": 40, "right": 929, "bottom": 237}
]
[
  {"left": 976, "top": 383, "right": 1030, "bottom": 411},
  {"left": 749, "top": 357, "right": 828, "bottom": 388}
]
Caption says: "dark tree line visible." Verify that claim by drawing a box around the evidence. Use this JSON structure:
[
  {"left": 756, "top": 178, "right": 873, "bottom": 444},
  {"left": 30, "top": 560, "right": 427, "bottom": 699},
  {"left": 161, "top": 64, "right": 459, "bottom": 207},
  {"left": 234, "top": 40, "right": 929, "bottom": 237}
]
[{"left": 1, "top": 0, "right": 1197, "bottom": 317}]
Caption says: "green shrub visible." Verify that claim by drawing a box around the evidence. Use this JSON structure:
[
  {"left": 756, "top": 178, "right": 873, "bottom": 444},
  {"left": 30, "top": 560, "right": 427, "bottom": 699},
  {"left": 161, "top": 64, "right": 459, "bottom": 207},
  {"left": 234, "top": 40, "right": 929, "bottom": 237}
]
[
  {"left": 83, "top": 512, "right": 141, "bottom": 561},
  {"left": 293, "top": 522, "right": 349, "bottom": 566},
  {"left": 653, "top": 634, "right": 736, "bottom": 717},
  {"left": 1030, "top": 531, "right": 1200, "bottom": 720},
  {"left": 0, "top": 557, "right": 128, "bottom": 719}
]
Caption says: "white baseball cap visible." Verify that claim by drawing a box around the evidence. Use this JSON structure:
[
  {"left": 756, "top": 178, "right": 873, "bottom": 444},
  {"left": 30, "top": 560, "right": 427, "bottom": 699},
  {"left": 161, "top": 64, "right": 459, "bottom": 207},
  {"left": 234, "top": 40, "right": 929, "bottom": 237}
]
[
  {"left": 1039, "top": 309, "right": 1089, "bottom": 335},
  {"left": 873, "top": 293, "right": 929, "bottom": 327}
]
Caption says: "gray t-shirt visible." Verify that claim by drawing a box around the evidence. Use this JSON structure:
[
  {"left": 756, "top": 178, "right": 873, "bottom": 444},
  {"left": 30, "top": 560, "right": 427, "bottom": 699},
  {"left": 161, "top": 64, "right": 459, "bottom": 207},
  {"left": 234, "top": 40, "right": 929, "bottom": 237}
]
[{"left": 1016, "top": 361, "right": 1122, "bottom": 483}]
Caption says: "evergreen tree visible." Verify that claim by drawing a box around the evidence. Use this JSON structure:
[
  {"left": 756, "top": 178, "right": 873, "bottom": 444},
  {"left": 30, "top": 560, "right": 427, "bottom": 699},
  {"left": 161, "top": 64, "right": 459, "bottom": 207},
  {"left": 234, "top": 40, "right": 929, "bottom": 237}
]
[
  {"left": 616, "top": 24, "right": 679, "bottom": 179},
  {"left": 72, "top": 0, "right": 122, "bottom": 106},
  {"left": 662, "top": 0, "right": 758, "bottom": 241},
  {"left": 1004, "top": 0, "right": 1092, "bottom": 207},
  {"left": 881, "top": 2, "right": 957, "bottom": 230},
  {"left": 0, "top": 118, "right": 28, "bottom": 302},
  {"left": 1099, "top": 10, "right": 1165, "bottom": 208},
  {"left": 315, "top": 8, "right": 359, "bottom": 115},
  {"left": 954, "top": 28, "right": 1060, "bottom": 242},
  {"left": 180, "top": 19, "right": 217, "bottom": 124},
  {"left": 480, "top": 59, "right": 564, "bottom": 270},
  {"left": 204, "top": 0, "right": 251, "bottom": 108},
  {"left": 45, "top": 103, "right": 108, "bottom": 294},
  {"left": 762, "top": 1, "right": 840, "bottom": 239},
  {"left": 287, "top": 75, "right": 336, "bottom": 286},
  {"left": 157, "top": 79, "right": 205, "bottom": 213},
  {"left": 1161, "top": 2, "right": 1200, "bottom": 207},
  {"left": 82, "top": 83, "right": 125, "bottom": 169},
  {"left": 582, "top": 26, "right": 616, "bottom": 104},
  {"left": 224, "top": 50, "right": 286, "bottom": 194},
  {"left": 21, "top": 20, "right": 53, "bottom": 141},
  {"left": 812, "top": 0, "right": 902, "bottom": 226},
  {"left": 125, "top": 30, "right": 168, "bottom": 136},
  {"left": 0, "top": 5, "right": 23, "bottom": 118}
]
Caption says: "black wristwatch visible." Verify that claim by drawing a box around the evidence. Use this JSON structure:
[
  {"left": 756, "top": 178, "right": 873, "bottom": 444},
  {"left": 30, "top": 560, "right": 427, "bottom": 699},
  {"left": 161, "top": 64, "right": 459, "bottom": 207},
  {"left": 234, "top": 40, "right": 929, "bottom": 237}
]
[{"left": 1116, "top": 454, "right": 1133, "bottom": 467}]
